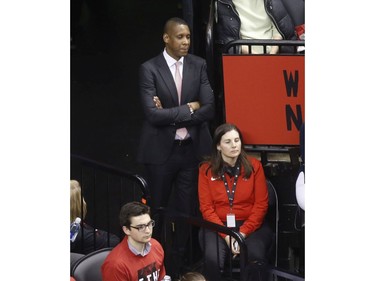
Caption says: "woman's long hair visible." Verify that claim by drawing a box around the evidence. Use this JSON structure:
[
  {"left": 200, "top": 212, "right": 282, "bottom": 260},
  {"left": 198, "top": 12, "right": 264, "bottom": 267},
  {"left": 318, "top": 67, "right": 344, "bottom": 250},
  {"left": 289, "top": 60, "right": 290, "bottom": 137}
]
[
  {"left": 203, "top": 123, "right": 253, "bottom": 178},
  {"left": 70, "top": 180, "right": 87, "bottom": 223}
]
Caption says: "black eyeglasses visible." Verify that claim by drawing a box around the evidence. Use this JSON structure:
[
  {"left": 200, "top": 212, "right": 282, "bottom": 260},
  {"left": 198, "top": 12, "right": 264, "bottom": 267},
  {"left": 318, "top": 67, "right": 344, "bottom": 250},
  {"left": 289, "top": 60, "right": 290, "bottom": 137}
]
[{"left": 129, "top": 220, "right": 155, "bottom": 232}]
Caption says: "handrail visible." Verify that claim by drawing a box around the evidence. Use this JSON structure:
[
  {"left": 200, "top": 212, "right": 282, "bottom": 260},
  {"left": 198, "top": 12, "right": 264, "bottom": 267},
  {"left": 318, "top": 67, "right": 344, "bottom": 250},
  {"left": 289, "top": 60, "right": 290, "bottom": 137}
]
[
  {"left": 71, "top": 154, "right": 149, "bottom": 202},
  {"left": 70, "top": 154, "right": 150, "bottom": 252},
  {"left": 186, "top": 216, "right": 248, "bottom": 281},
  {"left": 244, "top": 145, "right": 299, "bottom": 153},
  {"left": 159, "top": 209, "right": 248, "bottom": 281},
  {"left": 268, "top": 266, "right": 305, "bottom": 281},
  {"left": 223, "top": 39, "right": 305, "bottom": 54}
]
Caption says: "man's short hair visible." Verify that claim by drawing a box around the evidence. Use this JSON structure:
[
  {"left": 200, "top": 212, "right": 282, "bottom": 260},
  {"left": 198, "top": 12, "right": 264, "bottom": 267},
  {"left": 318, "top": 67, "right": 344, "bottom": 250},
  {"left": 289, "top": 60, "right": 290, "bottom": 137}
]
[
  {"left": 119, "top": 201, "right": 151, "bottom": 227},
  {"left": 163, "top": 17, "right": 189, "bottom": 34}
]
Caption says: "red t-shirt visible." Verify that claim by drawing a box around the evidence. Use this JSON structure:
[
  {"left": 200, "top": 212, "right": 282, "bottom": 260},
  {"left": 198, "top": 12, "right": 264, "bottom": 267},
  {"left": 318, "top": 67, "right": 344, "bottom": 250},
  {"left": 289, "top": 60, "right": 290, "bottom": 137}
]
[{"left": 101, "top": 237, "right": 166, "bottom": 281}]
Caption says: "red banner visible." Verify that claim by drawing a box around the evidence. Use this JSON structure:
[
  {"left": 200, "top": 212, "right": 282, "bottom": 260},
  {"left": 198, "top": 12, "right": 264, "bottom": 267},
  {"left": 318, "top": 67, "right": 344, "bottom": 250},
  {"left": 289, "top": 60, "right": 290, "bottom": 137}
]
[{"left": 222, "top": 55, "right": 304, "bottom": 145}]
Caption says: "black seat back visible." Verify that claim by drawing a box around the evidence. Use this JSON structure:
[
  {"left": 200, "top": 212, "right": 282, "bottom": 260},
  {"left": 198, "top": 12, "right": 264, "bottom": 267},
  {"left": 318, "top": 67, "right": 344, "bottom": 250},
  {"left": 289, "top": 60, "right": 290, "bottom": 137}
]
[{"left": 72, "top": 247, "right": 112, "bottom": 281}]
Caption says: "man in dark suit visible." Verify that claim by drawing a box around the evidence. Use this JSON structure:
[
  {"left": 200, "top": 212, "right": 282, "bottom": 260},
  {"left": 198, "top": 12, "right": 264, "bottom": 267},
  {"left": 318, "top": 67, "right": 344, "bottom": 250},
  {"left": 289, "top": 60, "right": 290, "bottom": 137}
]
[{"left": 137, "top": 17, "right": 215, "bottom": 276}]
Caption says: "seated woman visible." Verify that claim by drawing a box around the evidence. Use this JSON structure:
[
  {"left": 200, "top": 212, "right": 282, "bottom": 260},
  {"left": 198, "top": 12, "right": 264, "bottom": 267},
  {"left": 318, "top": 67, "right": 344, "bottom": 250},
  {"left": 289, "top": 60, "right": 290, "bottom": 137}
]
[
  {"left": 198, "top": 123, "right": 272, "bottom": 281},
  {"left": 70, "top": 180, "right": 120, "bottom": 255}
]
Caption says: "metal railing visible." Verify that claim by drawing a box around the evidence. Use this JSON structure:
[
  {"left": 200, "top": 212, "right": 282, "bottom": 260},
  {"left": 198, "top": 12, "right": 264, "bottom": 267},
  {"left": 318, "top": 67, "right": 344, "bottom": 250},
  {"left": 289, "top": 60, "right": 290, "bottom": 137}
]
[
  {"left": 158, "top": 210, "right": 249, "bottom": 281},
  {"left": 160, "top": 212, "right": 304, "bottom": 281},
  {"left": 186, "top": 216, "right": 248, "bottom": 281},
  {"left": 70, "top": 154, "right": 149, "bottom": 247},
  {"left": 268, "top": 267, "right": 305, "bottom": 281},
  {"left": 223, "top": 39, "right": 305, "bottom": 54}
]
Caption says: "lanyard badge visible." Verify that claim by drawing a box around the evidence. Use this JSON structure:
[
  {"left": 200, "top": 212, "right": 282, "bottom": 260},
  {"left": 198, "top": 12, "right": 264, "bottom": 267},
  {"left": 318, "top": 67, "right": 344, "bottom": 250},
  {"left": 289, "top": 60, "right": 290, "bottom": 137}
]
[
  {"left": 222, "top": 165, "right": 240, "bottom": 228},
  {"left": 226, "top": 213, "right": 236, "bottom": 227}
]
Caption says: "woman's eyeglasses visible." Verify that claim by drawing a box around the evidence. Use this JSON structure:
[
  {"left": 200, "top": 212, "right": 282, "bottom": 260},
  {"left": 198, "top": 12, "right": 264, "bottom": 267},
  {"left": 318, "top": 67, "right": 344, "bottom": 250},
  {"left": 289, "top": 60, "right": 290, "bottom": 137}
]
[{"left": 129, "top": 220, "right": 155, "bottom": 232}]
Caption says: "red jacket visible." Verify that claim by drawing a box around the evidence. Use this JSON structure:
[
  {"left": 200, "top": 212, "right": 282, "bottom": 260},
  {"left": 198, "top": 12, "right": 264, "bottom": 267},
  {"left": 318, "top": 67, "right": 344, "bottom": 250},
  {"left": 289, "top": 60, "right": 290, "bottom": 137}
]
[{"left": 198, "top": 157, "right": 268, "bottom": 237}]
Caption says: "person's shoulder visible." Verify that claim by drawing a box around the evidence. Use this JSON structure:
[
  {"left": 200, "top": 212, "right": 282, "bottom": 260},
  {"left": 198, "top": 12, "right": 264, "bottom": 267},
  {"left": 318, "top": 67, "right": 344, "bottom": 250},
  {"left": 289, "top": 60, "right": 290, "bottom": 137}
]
[
  {"left": 106, "top": 238, "right": 127, "bottom": 257},
  {"left": 103, "top": 240, "right": 129, "bottom": 267},
  {"left": 102, "top": 250, "right": 129, "bottom": 275},
  {"left": 198, "top": 161, "right": 213, "bottom": 179},
  {"left": 150, "top": 238, "right": 164, "bottom": 254},
  {"left": 199, "top": 161, "right": 211, "bottom": 171},
  {"left": 141, "top": 52, "right": 164, "bottom": 67},
  {"left": 151, "top": 237, "right": 159, "bottom": 243},
  {"left": 151, "top": 238, "right": 162, "bottom": 247},
  {"left": 247, "top": 156, "right": 262, "bottom": 168},
  {"left": 185, "top": 54, "right": 206, "bottom": 64}
]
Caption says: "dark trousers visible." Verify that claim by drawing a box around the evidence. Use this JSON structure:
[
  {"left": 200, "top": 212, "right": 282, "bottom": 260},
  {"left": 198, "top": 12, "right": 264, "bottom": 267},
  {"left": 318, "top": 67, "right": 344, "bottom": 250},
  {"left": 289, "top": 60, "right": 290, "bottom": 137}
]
[
  {"left": 144, "top": 141, "right": 199, "bottom": 278},
  {"left": 199, "top": 222, "right": 273, "bottom": 281},
  {"left": 144, "top": 140, "right": 199, "bottom": 218}
]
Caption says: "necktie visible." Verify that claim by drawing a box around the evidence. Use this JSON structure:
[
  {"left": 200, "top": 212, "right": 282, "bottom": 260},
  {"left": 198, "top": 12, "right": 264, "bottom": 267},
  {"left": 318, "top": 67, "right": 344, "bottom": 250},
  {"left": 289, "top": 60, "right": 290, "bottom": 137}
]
[{"left": 175, "top": 61, "right": 188, "bottom": 139}]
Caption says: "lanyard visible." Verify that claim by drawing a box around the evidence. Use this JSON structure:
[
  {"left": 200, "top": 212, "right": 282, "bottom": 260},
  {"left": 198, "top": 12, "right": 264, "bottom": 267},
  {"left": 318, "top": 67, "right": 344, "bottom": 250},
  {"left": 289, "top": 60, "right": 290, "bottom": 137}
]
[{"left": 221, "top": 165, "right": 240, "bottom": 210}]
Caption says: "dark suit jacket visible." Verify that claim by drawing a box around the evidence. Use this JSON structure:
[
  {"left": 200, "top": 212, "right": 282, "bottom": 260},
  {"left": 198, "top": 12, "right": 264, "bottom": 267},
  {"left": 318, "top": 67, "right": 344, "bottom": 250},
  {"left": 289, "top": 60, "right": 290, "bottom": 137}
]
[{"left": 137, "top": 52, "right": 215, "bottom": 165}]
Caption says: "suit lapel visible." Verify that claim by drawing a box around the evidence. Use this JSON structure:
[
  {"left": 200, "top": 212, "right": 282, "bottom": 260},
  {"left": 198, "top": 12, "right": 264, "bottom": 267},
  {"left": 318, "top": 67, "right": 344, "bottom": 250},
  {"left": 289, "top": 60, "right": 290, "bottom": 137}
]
[
  {"left": 181, "top": 55, "right": 192, "bottom": 104},
  {"left": 155, "top": 54, "right": 179, "bottom": 105}
]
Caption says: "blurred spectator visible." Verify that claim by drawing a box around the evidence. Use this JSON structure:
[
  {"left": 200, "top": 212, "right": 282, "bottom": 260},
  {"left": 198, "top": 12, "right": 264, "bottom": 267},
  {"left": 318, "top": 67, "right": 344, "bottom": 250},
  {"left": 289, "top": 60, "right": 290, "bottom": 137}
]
[
  {"left": 177, "top": 271, "right": 206, "bottom": 281},
  {"left": 70, "top": 180, "right": 120, "bottom": 255},
  {"left": 215, "top": 0, "right": 297, "bottom": 54},
  {"left": 296, "top": 122, "right": 305, "bottom": 211}
]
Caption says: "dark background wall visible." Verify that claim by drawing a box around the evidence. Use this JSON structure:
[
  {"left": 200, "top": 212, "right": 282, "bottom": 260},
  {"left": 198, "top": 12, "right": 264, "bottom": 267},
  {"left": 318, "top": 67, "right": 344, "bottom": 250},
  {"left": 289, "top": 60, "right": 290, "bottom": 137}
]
[{"left": 71, "top": 0, "right": 189, "bottom": 174}]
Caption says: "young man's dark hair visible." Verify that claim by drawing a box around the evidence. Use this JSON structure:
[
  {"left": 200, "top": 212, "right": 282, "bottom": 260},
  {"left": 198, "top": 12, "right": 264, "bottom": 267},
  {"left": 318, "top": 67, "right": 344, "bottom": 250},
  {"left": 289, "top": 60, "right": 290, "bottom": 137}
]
[{"left": 119, "top": 201, "right": 151, "bottom": 228}]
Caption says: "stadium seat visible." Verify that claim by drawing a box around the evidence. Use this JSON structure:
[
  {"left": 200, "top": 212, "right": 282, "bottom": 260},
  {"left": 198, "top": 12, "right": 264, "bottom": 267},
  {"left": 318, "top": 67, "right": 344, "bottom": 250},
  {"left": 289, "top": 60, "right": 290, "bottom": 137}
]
[{"left": 71, "top": 247, "right": 112, "bottom": 281}]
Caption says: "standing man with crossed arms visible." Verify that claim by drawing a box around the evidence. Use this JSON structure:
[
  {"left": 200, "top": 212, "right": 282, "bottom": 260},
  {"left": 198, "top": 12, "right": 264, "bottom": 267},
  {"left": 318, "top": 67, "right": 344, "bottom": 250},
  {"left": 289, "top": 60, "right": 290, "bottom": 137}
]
[{"left": 137, "top": 17, "right": 215, "bottom": 277}]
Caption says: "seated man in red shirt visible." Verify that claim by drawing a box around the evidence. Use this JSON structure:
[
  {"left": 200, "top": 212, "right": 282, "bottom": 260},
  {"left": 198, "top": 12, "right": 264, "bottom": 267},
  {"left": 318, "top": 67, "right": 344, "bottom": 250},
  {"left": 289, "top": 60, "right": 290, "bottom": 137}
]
[{"left": 101, "top": 202, "right": 166, "bottom": 281}]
